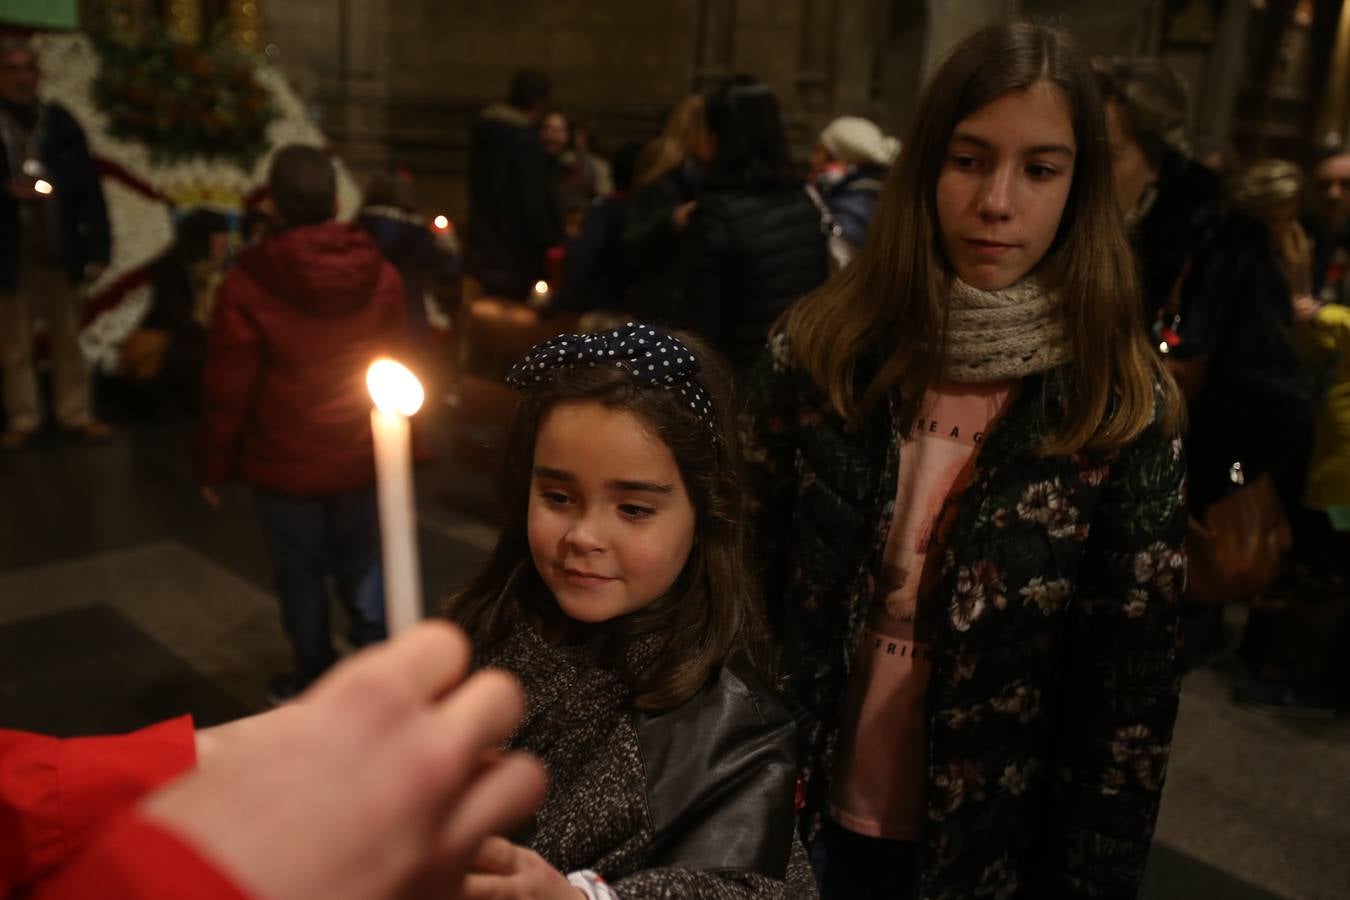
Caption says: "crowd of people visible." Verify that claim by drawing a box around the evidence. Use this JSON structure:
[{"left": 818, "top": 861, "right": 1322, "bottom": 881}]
[{"left": 2, "top": 16, "right": 1349, "bottom": 900}]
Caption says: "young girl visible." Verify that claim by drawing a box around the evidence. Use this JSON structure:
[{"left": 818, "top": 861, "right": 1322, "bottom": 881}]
[
  {"left": 745, "top": 23, "right": 1187, "bottom": 900},
  {"left": 446, "top": 323, "right": 815, "bottom": 899}
]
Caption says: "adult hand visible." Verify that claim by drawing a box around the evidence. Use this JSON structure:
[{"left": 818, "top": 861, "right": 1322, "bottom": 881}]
[
  {"left": 200, "top": 485, "right": 221, "bottom": 509},
  {"left": 462, "top": 837, "right": 584, "bottom": 900},
  {"left": 672, "top": 200, "right": 698, "bottom": 230},
  {"left": 142, "top": 622, "right": 547, "bottom": 900}
]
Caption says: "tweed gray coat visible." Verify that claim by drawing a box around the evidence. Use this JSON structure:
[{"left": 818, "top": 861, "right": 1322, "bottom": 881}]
[{"left": 478, "top": 621, "right": 818, "bottom": 898}]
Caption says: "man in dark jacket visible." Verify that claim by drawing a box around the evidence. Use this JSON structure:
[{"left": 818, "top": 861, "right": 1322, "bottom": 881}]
[
  {"left": 1308, "top": 146, "right": 1350, "bottom": 305},
  {"left": 464, "top": 68, "right": 563, "bottom": 300},
  {"left": 195, "top": 145, "right": 409, "bottom": 701},
  {"left": 0, "top": 37, "right": 111, "bottom": 448}
]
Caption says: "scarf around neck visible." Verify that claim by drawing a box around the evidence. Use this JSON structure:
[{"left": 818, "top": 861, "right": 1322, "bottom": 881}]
[{"left": 942, "top": 277, "right": 1070, "bottom": 383}]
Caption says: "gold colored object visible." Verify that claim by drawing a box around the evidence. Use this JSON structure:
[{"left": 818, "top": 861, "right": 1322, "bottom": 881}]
[
  {"left": 229, "top": 0, "right": 263, "bottom": 53},
  {"left": 166, "top": 0, "right": 203, "bottom": 44}
]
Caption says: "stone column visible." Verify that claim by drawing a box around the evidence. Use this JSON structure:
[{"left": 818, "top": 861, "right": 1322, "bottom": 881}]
[
  {"left": 334, "top": 0, "right": 389, "bottom": 174},
  {"left": 1316, "top": 0, "right": 1350, "bottom": 148},
  {"left": 920, "top": 0, "right": 1019, "bottom": 79},
  {"left": 693, "top": 0, "right": 737, "bottom": 90},
  {"left": 229, "top": 0, "right": 262, "bottom": 53},
  {"left": 796, "top": 0, "right": 837, "bottom": 117}
]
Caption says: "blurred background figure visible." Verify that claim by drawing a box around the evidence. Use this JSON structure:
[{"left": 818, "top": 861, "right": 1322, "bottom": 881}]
[
  {"left": 539, "top": 110, "right": 611, "bottom": 239},
  {"left": 116, "top": 208, "right": 231, "bottom": 419},
  {"left": 1229, "top": 158, "right": 1350, "bottom": 716},
  {"left": 809, "top": 116, "right": 899, "bottom": 268},
  {"left": 680, "top": 76, "right": 828, "bottom": 373},
  {"left": 624, "top": 94, "right": 710, "bottom": 324},
  {"left": 357, "top": 169, "right": 459, "bottom": 342},
  {"left": 554, "top": 142, "right": 640, "bottom": 315},
  {"left": 1097, "top": 57, "right": 1314, "bottom": 668},
  {"left": 1230, "top": 159, "right": 1312, "bottom": 302},
  {"left": 0, "top": 35, "right": 111, "bottom": 448},
  {"left": 1308, "top": 145, "right": 1350, "bottom": 307},
  {"left": 464, "top": 68, "right": 562, "bottom": 301}
]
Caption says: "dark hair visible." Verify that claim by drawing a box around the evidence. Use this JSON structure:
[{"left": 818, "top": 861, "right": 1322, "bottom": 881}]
[
  {"left": 1094, "top": 57, "right": 1191, "bottom": 170},
  {"left": 171, "top": 208, "right": 230, "bottom": 264},
  {"left": 508, "top": 68, "right": 552, "bottom": 112},
  {"left": 443, "top": 332, "right": 770, "bottom": 711},
  {"left": 702, "top": 75, "right": 797, "bottom": 190},
  {"left": 786, "top": 22, "right": 1182, "bottom": 455},
  {"left": 362, "top": 170, "right": 416, "bottom": 212},
  {"left": 267, "top": 145, "right": 336, "bottom": 227}
]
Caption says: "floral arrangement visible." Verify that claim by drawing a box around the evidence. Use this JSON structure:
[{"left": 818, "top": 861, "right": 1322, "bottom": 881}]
[
  {"left": 92, "top": 27, "right": 276, "bottom": 170},
  {"left": 33, "top": 32, "right": 360, "bottom": 371}
]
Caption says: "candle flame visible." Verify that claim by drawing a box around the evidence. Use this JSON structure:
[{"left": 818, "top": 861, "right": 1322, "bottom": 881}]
[
  {"left": 367, "top": 359, "right": 424, "bottom": 416},
  {"left": 533, "top": 280, "right": 549, "bottom": 295},
  {"left": 433, "top": 214, "right": 449, "bottom": 230},
  {"left": 33, "top": 179, "right": 53, "bottom": 195}
]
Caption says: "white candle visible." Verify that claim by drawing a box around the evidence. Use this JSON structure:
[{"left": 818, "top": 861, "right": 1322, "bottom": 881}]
[{"left": 366, "top": 359, "right": 425, "bottom": 636}]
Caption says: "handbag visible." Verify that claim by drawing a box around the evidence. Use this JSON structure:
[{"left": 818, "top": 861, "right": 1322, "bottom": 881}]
[{"left": 1186, "top": 462, "right": 1292, "bottom": 603}]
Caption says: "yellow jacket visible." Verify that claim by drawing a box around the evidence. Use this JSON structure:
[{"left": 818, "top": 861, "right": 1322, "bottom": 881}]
[{"left": 1299, "top": 303, "right": 1350, "bottom": 508}]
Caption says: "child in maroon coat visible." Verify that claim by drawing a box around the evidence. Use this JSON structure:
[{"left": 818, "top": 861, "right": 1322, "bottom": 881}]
[{"left": 195, "top": 145, "right": 409, "bottom": 699}]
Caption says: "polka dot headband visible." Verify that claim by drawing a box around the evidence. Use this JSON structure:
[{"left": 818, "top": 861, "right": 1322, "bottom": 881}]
[{"left": 506, "top": 323, "right": 714, "bottom": 424}]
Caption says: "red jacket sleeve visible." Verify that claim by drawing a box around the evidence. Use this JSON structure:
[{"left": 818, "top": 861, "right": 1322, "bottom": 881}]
[
  {"left": 26, "top": 814, "right": 251, "bottom": 900},
  {"left": 0, "top": 717, "right": 196, "bottom": 894},
  {"left": 195, "top": 272, "right": 264, "bottom": 487}
]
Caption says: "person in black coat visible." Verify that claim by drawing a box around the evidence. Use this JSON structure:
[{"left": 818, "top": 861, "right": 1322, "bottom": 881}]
[
  {"left": 624, "top": 94, "right": 710, "bottom": 324},
  {"left": 554, "top": 143, "right": 641, "bottom": 314},
  {"left": 680, "top": 77, "right": 828, "bottom": 373},
  {"left": 0, "top": 37, "right": 111, "bottom": 447},
  {"left": 1097, "top": 59, "right": 1312, "bottom": 516},
  {"left": 464, "top": 69, "right": 563, "bottom": 301},
  {"left": 1099, "top": 58, "right": 1315, "bottom": 671}
]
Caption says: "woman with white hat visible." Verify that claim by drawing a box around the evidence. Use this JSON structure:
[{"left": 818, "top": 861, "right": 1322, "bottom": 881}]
[{"left": 809, "top": 116, "right": 900, "bottom": 267}]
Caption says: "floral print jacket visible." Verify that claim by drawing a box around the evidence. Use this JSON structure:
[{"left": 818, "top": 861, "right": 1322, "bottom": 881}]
[{"left": 743, "top": 335, "right": 1187, "bottom": 900}]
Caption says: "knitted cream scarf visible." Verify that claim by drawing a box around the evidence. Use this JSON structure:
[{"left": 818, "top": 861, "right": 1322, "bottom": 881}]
[{"left": 943, "top": 277, "right": 1069, "bottom": 383}]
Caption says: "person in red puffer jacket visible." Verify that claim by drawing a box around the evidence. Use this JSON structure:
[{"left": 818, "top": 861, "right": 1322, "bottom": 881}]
[{"left": 195, "top": 145, "right": 410, "bottom": 701}]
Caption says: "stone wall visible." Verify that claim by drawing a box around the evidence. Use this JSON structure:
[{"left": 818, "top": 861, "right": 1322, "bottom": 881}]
[{"left": 258, "top": 0, "right": 1334, "bottom": 222}]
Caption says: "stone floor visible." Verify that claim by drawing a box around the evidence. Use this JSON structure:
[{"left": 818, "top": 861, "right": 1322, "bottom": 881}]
[{"left": 1, "top": 415, "right": 1347, "bottom": 898}]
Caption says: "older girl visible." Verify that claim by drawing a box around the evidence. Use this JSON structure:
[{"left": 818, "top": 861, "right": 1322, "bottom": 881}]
[{"left": 746, "top": 23, "right": 1186, "bottom": 900}]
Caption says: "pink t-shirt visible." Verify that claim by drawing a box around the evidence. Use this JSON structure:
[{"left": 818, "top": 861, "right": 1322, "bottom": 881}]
[{"left": 829, "top": 380, "right": 1016, "bottom": 840}]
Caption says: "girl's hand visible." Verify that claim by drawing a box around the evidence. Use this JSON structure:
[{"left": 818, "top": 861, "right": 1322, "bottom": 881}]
[
  {"left": 1292, "top": 293, "right": 1322, "bottom": 323},
  {"left": 463, "top": 837, "right": 586, "bottom": 899}
]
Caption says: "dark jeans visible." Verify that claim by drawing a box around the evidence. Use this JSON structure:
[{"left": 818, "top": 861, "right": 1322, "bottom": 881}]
[
  {"left": 255, "top": 486, "right": 387, "bottom": 686},
  {"left": 810, "top": 818, "right": 918, "bottom": 900}
]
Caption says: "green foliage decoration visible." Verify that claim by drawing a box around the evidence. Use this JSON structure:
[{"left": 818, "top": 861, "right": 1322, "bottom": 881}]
[{"left": 92, "top": 26, "right": 276, "bottom": 170}]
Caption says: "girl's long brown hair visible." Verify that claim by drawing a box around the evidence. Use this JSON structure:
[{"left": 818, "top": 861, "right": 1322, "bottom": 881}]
[
  {"left": 634, "top": 94, "right": 709, "bottom": 188},
  {"left": 785, "top": 22, "right": 1182, "bottom": 454},
  {"left": 443, "top": 333, "right": 771, "bottom": 712}
]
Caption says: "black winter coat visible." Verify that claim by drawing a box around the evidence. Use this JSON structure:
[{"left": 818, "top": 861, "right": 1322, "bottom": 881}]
[
  {"left": 744, "top": 337, "right": 1188, "bottom": 900},
  {"left": 557, "top": 195, "right": 632, "bottom": 313},
  {"left": 623, "top": 160, "right": 701, "bottom": 323},
  {"left": 464, "top": 103, "right": 563, "bottom": 300},
  {"left": 0, "top": 102, "right": 109, "bottom": 291},
  {"left": 680, "top": 186, "right": 828, "bottom": 371},
  {"left": 1133, "top": 157, "right": 1312, "bottom": 511}
]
